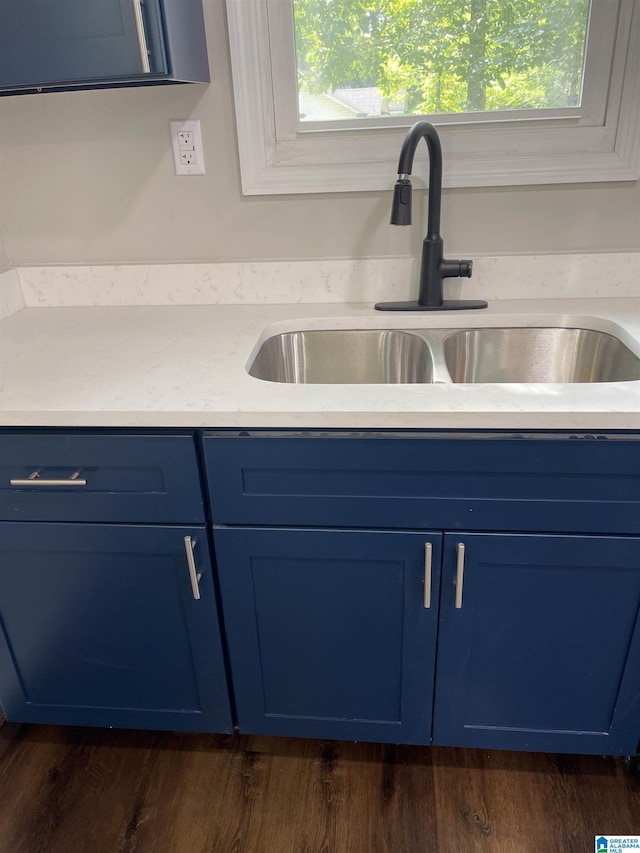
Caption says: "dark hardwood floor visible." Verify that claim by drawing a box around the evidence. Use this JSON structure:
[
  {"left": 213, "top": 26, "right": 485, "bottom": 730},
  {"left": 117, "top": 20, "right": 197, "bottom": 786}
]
[{"left": 0, "top": 722, "right": 637, "bottom": 853}]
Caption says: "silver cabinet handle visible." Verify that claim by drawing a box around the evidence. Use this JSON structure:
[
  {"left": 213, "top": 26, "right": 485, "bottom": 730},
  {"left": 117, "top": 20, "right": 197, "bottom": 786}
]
[
  {"left": 455, "top": 542, "right": 465, "bottom": 609},
  {"left": 184, "top": 536, "right": 202, "bottom": 601},
  {"left": 10, "top": 470, "right": 87, "bottom": 487},
  {"left": 423, "top": 542, "right": 433, "bottom": 608},
  {"left": 132, "top": 0, "right": 151, "bottom": 73}
]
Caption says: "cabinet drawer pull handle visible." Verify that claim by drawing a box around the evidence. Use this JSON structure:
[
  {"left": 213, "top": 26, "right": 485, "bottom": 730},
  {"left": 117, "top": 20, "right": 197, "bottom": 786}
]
[
  {"left": 455, "top": 542, "right": 465, "bottom": 609},
  {"left": 184, "top": 536, "right": 202, "bottom": 601},
  {"left": 424, "top": 542, "right": 433, "bottom": 608},
  {"left": 10, "top": 470, "right": 87, "bottom": 487},
  {"left": 132, "top": 0, "right": 152, "bottom": 73}
]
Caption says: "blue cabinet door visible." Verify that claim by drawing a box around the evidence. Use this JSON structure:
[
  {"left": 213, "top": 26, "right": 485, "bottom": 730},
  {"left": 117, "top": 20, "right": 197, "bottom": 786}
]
[
  {"left": 214, "top": 528, "right": 442, "bottom": 744},
  {"left": 0, "top": 0, "right": 167, "bottom": 88},
  {"left": 434, "top": 533, "right": 640, "bottom": 755},
  {"left": 0, "top": 522, "right": 232, "bottom": 733}
]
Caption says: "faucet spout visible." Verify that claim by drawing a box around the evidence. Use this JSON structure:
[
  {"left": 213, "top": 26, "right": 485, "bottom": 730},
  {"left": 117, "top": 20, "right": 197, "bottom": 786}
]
[
  {"left": 376, "top": 121, "right": 487, "bottom": 312},
  {"left": 394, "top": 121, "right": 442, "bottom": 237}
]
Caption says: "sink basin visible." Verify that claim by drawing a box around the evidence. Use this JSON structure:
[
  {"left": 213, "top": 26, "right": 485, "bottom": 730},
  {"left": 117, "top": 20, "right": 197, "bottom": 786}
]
[
  {"left": 248, "top": 330, "right": 435, "bottom": 383},
  {"left": 444, "top": 327, "right": 640, "bottom": 383},
  {"left": 248, "top": 325, "right": 640, "bottom": 385}
]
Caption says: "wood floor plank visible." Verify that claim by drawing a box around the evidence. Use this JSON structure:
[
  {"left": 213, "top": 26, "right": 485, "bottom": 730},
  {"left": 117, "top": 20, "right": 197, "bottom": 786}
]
[
  {"left": 0, "top": 724, "right": 637, "bottom": 853},
  {"left": 433, "top": 748, "right": 640, "bottom": 853}
]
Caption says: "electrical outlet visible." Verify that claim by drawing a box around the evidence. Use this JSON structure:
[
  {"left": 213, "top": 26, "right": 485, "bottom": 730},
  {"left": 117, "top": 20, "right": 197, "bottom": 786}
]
[
  {"left": 178, "top": 131, "right": 194, "bottom": 149},
  {"left": 170, "top": 120, "right": 205, "bottom": 176}
]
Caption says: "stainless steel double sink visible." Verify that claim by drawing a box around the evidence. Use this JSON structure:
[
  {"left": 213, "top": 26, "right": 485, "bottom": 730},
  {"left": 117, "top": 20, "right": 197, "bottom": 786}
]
[{"left": 248, "top": 327, "right": 640, "bottom": 384}]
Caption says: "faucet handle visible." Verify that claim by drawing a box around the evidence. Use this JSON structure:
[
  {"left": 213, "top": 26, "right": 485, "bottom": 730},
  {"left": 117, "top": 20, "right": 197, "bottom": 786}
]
[
  {"left": 441, "top": 258, "right": 473, "bottom": 279},
  {"left": 459, "top": 260, "right": 473, "bottom": 278}
]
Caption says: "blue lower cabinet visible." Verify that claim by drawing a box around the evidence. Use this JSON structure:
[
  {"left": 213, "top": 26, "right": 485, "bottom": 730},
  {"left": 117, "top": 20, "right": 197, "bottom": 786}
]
[
  {"left": 434, "top": 533, "right": 640, "bottom": 755},
  {"left": 214, "top": 528, "right": 442, "bottom": 744},
  {"left": 0, "top": 523, "right": 232, "bottom": 733}
]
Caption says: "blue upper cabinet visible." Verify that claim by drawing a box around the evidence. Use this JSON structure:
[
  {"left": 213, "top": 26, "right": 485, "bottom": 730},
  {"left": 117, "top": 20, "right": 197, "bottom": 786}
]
[
  {"left": 434, "top": 533, "right": 640, "bottom": 755},
  {"left": 0, "top": 0, "right": 209, "bottom": 94}
]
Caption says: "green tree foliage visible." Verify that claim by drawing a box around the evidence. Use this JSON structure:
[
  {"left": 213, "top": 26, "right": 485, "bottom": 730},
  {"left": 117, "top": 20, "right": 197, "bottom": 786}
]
[{"left": 293, "top": 0, "right": 590, "bottom": 115}]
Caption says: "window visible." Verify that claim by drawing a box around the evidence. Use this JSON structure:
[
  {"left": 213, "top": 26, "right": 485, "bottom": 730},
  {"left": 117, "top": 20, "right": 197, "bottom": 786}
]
[
  {"left": 294, "top": 0, "right": 592, "bottom": 124},
  {"left": 227, "top": 0, "right": 640, "bottom": 194}
]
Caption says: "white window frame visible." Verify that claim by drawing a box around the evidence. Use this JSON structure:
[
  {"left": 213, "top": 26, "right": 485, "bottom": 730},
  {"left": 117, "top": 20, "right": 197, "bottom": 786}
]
[{"left": 226, "top": 0, "right": 640, "bottom": 194}]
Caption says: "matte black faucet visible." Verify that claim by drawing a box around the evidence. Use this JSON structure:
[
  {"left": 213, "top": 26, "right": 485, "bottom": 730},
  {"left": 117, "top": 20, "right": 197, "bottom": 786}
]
[{"left": 376, "top": 121, "right": 487, "bottom": 311}]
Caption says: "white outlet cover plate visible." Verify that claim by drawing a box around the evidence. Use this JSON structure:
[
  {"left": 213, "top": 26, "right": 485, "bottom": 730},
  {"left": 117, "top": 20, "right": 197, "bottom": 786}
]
[{"left": 170, "top": 119, "right": 206, "bottom": 176}]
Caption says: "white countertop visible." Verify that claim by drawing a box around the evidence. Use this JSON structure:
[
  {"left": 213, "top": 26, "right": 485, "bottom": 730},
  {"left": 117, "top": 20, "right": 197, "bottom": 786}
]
[{"left": 1, "top": 299, "right": 639, "bottom": 430}]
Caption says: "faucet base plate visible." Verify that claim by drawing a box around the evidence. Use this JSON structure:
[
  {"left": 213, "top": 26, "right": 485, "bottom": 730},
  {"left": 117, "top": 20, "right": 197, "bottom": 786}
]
[{"left": 375, "top": 299, "right": 488, "bottom": 312}]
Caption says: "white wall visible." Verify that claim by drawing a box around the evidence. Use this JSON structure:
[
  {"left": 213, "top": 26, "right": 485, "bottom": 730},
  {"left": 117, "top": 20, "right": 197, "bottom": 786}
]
[
  {"left": 0, "top": 229, "right": 9, "bottom": 273},
  {"left": 0, "top": 0, "right": 639, "bottom": 267}
]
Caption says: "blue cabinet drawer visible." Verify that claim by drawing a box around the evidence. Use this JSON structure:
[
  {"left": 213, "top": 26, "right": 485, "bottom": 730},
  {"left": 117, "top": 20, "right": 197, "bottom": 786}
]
[
  {"left": 203, "top": 431, "right": 640, "bottom": 534},
  {"left": 0, "top": 432, "right": 205, "bottom": 523}
]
